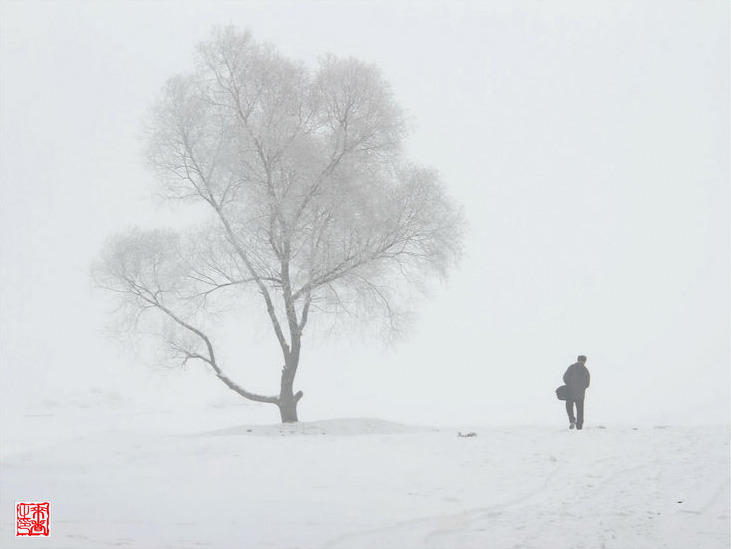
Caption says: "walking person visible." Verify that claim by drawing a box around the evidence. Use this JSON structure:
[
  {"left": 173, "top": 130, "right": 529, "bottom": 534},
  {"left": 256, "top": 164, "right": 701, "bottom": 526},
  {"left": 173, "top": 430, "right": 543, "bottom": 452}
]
[{"left": 563, "top": 355, "right": 590, "bottom": 430}]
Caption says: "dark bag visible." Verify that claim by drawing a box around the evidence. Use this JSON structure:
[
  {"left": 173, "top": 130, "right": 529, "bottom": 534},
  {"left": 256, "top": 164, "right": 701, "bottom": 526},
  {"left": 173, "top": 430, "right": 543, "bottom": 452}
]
[{"left": 555, "top": 385, "right": 568, "bottom": 401}]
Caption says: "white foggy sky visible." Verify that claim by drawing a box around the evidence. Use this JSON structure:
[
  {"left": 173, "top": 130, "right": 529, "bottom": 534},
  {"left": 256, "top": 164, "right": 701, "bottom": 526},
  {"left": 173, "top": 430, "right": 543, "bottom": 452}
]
[{"left": 1, "top": 1, "right": 728, "bottom": 426}]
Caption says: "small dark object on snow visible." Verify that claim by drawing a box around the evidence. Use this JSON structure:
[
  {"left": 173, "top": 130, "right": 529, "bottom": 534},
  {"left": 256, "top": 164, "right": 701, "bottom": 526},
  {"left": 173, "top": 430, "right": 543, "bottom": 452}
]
[{"left": 458, "top": 432, "right": 477, "bottom": 438}]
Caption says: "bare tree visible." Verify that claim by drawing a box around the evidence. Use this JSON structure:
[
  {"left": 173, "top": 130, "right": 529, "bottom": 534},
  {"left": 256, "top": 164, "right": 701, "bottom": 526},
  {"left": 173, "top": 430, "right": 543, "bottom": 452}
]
[{"left": 94, "top": 27, "right": 464, "bottom": 422}]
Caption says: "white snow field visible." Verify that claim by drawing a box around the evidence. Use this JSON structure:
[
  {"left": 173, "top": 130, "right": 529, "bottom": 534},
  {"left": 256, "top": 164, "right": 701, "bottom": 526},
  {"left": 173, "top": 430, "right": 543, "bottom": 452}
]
[{"left": 2, "top": 405, "right": 729, "bottom": 549}]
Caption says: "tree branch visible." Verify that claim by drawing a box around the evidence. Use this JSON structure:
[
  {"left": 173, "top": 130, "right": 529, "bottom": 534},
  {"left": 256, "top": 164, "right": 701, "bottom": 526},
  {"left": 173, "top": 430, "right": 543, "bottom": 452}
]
[{"left": 136, "top": 286, "right": 279, "bottom": 405}]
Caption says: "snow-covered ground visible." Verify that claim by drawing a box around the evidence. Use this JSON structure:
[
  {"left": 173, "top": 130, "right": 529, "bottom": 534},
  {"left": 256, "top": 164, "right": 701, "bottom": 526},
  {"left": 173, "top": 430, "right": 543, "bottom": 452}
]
[{"left": 2, "top": 401, "right": 729, "bottom": 549}]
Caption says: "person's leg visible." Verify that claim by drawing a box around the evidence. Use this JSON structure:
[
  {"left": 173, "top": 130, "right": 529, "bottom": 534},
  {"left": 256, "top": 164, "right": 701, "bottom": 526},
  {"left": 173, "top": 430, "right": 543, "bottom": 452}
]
[
  {"left": 576, "top": 399, "right": 585, "bottom": 429},
  {"left": 565, "top": 400, "right": 576, "bottom": 428}
]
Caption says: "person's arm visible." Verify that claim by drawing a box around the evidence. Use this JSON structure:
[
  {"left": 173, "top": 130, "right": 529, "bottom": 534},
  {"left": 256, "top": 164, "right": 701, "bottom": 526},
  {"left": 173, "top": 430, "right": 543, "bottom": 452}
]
[
  {"left": 585, "top": 369, "right": 590, "bottom": 388},
  {"left": 563, "top": 367, "right": 570, "bottom": 384}
]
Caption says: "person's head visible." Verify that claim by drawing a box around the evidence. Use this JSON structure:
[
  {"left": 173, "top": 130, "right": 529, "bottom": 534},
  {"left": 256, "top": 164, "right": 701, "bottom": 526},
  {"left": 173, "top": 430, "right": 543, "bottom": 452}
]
[{"left": 577, "top": 355, "right": 587, "bottom": 363}]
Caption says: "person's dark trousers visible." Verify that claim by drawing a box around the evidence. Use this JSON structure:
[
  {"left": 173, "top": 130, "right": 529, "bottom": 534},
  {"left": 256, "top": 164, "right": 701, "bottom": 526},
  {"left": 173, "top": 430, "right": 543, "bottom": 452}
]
[{"left": 565, "top": 399, "right": 585, "bottom": 429}]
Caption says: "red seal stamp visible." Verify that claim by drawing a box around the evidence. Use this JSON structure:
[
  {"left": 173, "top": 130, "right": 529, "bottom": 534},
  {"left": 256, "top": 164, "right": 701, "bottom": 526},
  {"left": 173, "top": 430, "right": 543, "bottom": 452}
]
[{"left": 16, "top": 502, "right": 50, "bottom": 537}]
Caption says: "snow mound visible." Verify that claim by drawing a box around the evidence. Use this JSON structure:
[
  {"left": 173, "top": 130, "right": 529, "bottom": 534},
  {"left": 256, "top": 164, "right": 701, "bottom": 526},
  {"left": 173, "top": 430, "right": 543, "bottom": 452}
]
[{"left": 200, "top": 417, "right": 438, "bottom": 437}]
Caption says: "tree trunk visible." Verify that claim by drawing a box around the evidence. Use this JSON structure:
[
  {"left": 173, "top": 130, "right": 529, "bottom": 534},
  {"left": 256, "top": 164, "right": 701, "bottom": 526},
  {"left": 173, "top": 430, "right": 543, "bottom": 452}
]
[
  {"left": 278, "top": 353, "right": 303, "bottom": 423},
  {"left": 278, "top": 386, "right": 303, "bottom": 422},
  {"left": 278, "top": 392, "right": 299, "bottom": 423}
]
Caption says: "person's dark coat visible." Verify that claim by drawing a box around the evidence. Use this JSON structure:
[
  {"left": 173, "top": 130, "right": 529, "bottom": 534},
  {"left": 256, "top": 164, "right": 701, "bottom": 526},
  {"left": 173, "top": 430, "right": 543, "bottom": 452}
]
[{"left": 563, "top": 362, "right": 590, "bottom": 401}]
